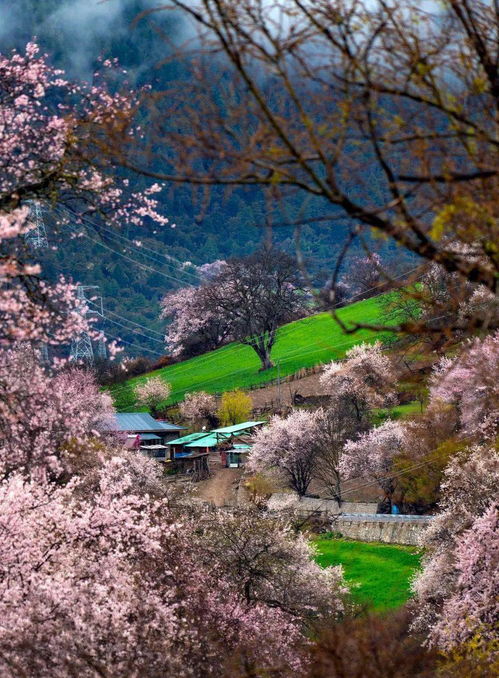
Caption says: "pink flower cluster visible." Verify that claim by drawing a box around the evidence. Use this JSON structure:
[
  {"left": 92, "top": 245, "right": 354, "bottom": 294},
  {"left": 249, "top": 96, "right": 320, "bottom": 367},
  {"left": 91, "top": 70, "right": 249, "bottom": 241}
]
[
  {"left": 0, "top": 348, "right": 115, "bottom": 479},
  {"left": 179, "top": 390, "right": 217, "bottom": 421},
  {"left": 134, "top": 376, "right": 171, "bottom": 411},
  {"left": 320, "top": 341, "right": 395, "bottom": 412},
  {"left": 341, "top": 420, "right": 406, "bottom": 495},
  {"left": 430, "top": 331, "right": 499, "bottom": 438},
  {"left": 0, "top": 43, "right": 168, "bottom": 346}
]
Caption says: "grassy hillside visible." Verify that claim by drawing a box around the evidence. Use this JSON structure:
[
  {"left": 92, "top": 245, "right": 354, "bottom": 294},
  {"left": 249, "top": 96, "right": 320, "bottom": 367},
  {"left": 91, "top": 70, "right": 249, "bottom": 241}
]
[
  {"left": 110, "top": 296, "right": 389, "bottom": 411},
  {"left": 314, "top": 538, "right": 421, "bottom": 611}
]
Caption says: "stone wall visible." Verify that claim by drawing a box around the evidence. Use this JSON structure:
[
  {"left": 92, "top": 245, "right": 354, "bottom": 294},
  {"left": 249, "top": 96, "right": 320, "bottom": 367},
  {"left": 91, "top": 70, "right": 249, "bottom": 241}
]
[
  {"left": 266, "top": 493, "right": 431, "bottom": 545},
  {"left": 267, "top": 493, "right": 378, "bottom": 515},
  {"left": 335, "top": 517, "right": 429, "bottom": 546}
]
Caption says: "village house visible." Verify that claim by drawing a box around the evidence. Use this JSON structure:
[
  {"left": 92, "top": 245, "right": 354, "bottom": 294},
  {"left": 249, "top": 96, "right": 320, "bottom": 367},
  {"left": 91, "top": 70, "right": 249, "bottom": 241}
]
[
  {"left": 107, "top": 412, "right": 185, "bottom": 461},
  {"left": 210, "top": 421, "right": 266, "bottom": 467},
  {"left": 172, "top": 421, "right": 266, "bottom": 469}
]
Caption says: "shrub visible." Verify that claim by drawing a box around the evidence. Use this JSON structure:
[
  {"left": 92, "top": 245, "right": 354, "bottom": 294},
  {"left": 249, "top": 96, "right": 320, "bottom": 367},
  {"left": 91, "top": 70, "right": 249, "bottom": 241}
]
[{"left": 217, "top": 389, "right": 253, "bottom": 425}]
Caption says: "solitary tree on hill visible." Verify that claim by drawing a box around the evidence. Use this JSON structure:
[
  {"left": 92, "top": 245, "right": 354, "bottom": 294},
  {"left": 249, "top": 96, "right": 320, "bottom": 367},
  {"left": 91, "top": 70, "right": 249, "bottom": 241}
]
[{"left": 162, "top": 248, "right": 306, "bottom": 370}]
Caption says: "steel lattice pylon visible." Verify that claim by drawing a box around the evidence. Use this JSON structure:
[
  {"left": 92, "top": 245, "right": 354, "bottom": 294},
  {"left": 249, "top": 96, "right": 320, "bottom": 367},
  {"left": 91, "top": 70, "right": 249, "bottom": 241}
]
[
  {"left": 25, "top": 201, "right": 48, "bottom": 249},
  {"left": 69, "top": 332, "right": 95, "bottom": 363},
  {"left": 69, "top": 285, "right": 106, "bottom": 364},
  {"left": 96, "top": 336, "right": 107, "bottom": 360}
]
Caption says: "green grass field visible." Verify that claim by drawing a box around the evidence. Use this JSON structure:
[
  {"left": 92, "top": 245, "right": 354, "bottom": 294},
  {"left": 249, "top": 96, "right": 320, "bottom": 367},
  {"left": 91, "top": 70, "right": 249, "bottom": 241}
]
[
  {"left": 314, "top": 538, "right": 421, "bottom": 611},
  {"left": 373, "top": 400, "right": 422, "bottom": 425},
  {"left": 110, "top": 296, "right": 389, "bottom": 411}
]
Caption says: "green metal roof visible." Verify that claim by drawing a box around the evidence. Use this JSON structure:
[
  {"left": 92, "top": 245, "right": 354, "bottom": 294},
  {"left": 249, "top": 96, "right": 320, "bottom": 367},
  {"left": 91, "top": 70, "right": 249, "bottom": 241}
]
[
  {"left": 167, "top": 431, "right": 212, "bottom": 446},
  {"left": 168, "top": 421, "right": 266, "bottom": 448},
  {"left": 185, "top": 434, "right": 219, "bottom": 448},
  {"left": 211, "top": 421, "right": 266, "bottom": 435}
]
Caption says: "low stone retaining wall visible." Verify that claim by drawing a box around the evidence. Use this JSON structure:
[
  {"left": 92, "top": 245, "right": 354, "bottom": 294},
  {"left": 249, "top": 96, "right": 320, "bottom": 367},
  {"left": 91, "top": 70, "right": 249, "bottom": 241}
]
[
  {"left": 335, "top": 516, "right": 431, "bottom": 546},
  {"left": 267, "top": 493, "right": 378, "bottom": 515},
  {"left": 267, "top": 493, "right": 432, "bottom": 545}
]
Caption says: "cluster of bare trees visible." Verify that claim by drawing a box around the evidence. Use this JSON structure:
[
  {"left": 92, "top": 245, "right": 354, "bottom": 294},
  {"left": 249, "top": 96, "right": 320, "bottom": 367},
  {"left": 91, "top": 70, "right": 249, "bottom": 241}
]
[{"left": 125, "top": 0, "right": 498, "bottom": 339}]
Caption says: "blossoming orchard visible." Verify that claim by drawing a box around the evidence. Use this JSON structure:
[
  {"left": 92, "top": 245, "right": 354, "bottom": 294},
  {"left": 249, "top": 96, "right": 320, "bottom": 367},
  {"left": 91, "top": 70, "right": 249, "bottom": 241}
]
[{"left": 2, "top": 3, "right": 499, "bottom": 675}]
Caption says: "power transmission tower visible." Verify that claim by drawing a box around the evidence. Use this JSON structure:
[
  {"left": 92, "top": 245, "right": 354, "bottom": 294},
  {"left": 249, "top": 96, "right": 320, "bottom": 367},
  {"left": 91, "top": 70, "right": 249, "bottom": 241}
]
[
  {"left": 25, "top": 201, "right": 48, "bottom": 249},
  {"left": 69, "top": 285, "right": 106, "bottom": 364},
  {"left": 96, "top": 336, "right": 107, "bottom": 360}
]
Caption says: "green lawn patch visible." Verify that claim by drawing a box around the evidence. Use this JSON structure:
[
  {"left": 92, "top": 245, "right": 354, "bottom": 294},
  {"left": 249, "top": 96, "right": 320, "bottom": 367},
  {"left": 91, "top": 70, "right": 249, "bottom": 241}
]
[
  {"left": 110, "top": 296, "right": 390, "bottom": 411},
  {"left": 372, "top": 400, "right": 423, "bottom": 425},
  {"left": 313, "top": 538, "right": 421, "bottom": 612}
]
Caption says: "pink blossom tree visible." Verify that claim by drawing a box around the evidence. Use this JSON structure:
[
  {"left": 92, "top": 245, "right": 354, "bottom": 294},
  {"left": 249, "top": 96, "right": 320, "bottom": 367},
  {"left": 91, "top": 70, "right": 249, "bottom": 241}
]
[
  {"left": 162, "top": 248, "right": 305, "bottom": 368},
  {"left": 196, "top": 508, "right": 347, "bottom": 623},
  {"left": 0, "top": 43, "right": 167, "bottom": 347},
  {"left": 134, "top": 376, "right": 171, "bottom": 417},
  {"left": 248, "top": 409, "right": 322, "bottom": 496},
  {"left": 179, "top": 390, "right": 218, "bottom": 426},
  {"left": 341, "top": 420, "right": 406, "bottom": 508},
  {"left": 320, "top": 341, "right": 395, "bottom": 421},
  {"left": 161, "top": 285, "right": 233, "bottom": 358},
  {"left": 430, "top": 331, "right": 499, "bottom": 439},
  {"left": 412, "top": 443, "right": 499, "bottom": 657},
  {"left": 197, "top": 259, "right": 227, "bottom": 281},
  {"left": 312, "top": 405, "right": 365, "bottom": 505},
  {"left": 0, "top": 348, "right": 116, "bottom": 480},
  {"left": 344, "top": 253, "right": 387, "bottom": 300},
  {"left": 433, "top": 503, "right": 499, "bottom": 652},
  {"left": 0, "top": 458, "right": 317, "bottom": 677}
]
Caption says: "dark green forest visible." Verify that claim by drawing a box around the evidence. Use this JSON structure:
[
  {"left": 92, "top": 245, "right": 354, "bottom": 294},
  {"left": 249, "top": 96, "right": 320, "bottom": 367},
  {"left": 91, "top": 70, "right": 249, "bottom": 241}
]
[{"left": 2, "top": 0, "right": 410, "bottom": 356}]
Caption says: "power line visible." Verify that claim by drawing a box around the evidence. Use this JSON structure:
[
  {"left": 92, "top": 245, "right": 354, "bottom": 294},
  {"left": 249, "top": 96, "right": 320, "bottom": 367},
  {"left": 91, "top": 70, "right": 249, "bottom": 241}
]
[
  {"left": 105, "top": 325, "right": 385, "bottom": 402},
  {"left": 49, "top": 260, "right": 166, "bottom": 344},
  {"left": 89, "top": 223, "right": 201, "bottom": 282},
  {"left": 55, "top": 207, "right": 427, "bottom": 364},
  {"left": 98, "top": 305, "right": 164, "bottom": 336},
  {"left": 55, "top": 206, "right": 201, "bottom": 283},
  {"left": 73, "top": 229, "right": 193, "bottom": 286},
  {"left": 87, "top": 301, "right": 165, "bottom": 344},
  {"left": 100, "top": 314, "right": 165, "bottom": 344},
  {"left": 104, "top": 328, "right": 166, "bottom": 357}
]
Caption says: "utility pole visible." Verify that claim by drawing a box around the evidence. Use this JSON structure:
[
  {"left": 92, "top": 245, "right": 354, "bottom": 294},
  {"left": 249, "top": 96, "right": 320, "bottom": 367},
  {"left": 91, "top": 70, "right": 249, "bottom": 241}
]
[
  {"left": 24, "top": 201, "right": 49, "bottom": 249},
  {"left": 69, "top": 285, "right": 105, "bottom": 365},
  {"left": 276, "top": 359, "right": 282, "bottom": 409}
]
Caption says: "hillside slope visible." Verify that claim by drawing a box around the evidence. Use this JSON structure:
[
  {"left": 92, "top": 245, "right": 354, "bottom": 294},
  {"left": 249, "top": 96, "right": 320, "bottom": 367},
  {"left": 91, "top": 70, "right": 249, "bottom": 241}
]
[{"left": 110, "top": 296, "right": 389, "bottom": 411}]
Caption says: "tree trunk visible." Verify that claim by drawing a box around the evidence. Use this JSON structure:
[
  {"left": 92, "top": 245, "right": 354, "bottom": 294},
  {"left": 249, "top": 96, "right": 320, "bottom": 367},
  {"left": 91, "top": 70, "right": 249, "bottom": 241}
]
[
  {"left": 249, "top": 338, "right": 274, "bottom": 371},
  {"left": 259, "top": 352, "right": 274, "bottom": 371}
]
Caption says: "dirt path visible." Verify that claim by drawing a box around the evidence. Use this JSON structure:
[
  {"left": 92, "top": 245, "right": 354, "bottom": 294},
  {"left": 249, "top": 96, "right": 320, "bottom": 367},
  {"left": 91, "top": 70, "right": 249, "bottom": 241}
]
[
  {"left": 250, "top": 371, "right": 326, "bottom": 409},
  {"left": 195, "top": 468, "right": 243, "bottom": 506}
]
